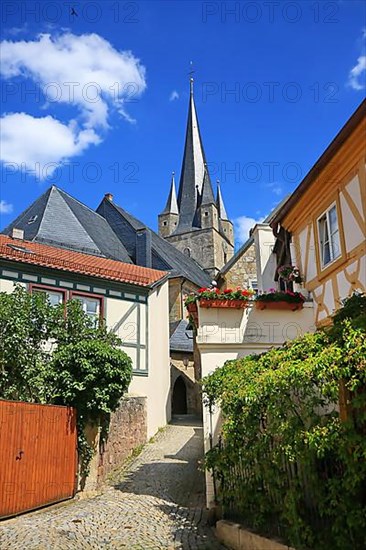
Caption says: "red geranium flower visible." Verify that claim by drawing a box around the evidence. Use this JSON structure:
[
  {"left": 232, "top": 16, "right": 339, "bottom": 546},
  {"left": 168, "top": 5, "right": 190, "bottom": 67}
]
[{"left": 224, "top": 288, "right": 233, "bottom": 293}]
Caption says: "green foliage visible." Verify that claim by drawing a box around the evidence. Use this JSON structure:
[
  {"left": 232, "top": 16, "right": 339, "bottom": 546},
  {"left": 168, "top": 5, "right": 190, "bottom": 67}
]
[
  {"left": 202, "top": 294, "right": 366, "bottom": 549},
  {"left": 255, "top": 289, "right": 305, "bottom": 303},
  {"left": 0, "top": 285, "right": 133, "bottom": 472}
]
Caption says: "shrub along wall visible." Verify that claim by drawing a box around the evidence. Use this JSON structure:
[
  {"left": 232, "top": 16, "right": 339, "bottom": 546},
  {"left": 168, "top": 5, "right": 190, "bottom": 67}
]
[{"left": 202, "top": 295, "right": 366, "bottom": 550}]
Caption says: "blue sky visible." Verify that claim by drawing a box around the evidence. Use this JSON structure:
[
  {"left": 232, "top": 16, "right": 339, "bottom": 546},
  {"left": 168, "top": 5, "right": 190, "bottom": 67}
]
[{"left": 0, "top": 0, "right": 365, "bottom": 246}]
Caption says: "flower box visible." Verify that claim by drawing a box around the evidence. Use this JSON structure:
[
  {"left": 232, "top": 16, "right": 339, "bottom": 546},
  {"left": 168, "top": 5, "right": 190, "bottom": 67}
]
[
  {"left": 255, "top": 301, "right": 304, "bottom": 311},
  {"left": 186, "top": 302, "right": 199, "bottom": 327},
  {"left": 200, "top": 299, "right": 250, "bottom": 309}
]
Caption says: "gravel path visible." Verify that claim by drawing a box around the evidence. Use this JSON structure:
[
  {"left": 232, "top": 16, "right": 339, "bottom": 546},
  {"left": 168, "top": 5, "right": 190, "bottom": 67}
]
[{"left": 0, "top": 416, "right": 225, "bottom": 549}]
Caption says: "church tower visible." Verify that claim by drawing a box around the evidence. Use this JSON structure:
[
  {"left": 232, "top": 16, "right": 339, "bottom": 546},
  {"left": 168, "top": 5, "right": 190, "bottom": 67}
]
[{"left": 158, "top": 78, "right": 234, "bottom": 277}]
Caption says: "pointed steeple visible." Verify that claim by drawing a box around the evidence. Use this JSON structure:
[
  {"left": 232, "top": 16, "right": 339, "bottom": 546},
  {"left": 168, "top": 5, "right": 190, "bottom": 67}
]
[
  {"left": 216, "top": 180, "right": 229, "bottom": 220},
  {"left": 161, "top": 172, "right": 179, "bottom": 215},
  {"left": 176, "top": 77, "right": 210, "bottom": 231},
  {"left": 200, "top": 165, "right": 215, "bottom": 206}
]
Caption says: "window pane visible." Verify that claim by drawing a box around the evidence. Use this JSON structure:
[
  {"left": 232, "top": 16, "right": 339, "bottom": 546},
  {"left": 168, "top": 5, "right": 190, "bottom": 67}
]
[
  {"left": 323, "top": 240, "right": 331, "bottom": 265},
  {"left": 331, "top": 229, "right": 341, "bottom": 260},
  {"left": 329, "top": 206, "right": 338, "bottom": 234},
  {"left": 73, "top": 295, "right": 100, "bottom": 318},
  {"left": 34, "top": 289, "right": 63, "bottom": 306},
  {"left": 85, "top": 299, "right": 99, "bottom": 315}
]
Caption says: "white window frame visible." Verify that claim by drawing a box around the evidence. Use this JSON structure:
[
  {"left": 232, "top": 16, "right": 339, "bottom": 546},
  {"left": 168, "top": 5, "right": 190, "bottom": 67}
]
[
  {"left": 71, "top": 292, "right": 102, "bottom": 324},
  {"left": 317, "top": 202, "right": 341, "bottom": 269}
]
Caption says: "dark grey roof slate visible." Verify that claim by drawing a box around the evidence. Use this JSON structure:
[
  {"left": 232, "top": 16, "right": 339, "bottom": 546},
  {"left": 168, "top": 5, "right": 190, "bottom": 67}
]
[
  {"left": 160, "top": 173, "right": 179, "bottom": 215},
  {"left": 200, "top": 168, "right": 215, "bottom": 206},
  {"left": 175, "top": 89, "right": 209, "bottom": 232},
  {"left": 170, "top": 320, "right": 194, "bottom": 353},
  {"left": 1, "top": 186, "right": 132, "bottom": 263},
  {"left": 97, "top": 197, "right": 211, "bottom": 288}
]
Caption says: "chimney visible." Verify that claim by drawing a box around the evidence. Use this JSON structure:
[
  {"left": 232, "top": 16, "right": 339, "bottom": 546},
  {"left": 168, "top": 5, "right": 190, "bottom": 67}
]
[
  {"left": 11, "top": 228, "right": 24, "bottom": 240},
  {"left": 105, "top": 193, "right": 113, "bottom": 202},
  {"left": 135, "top": 228, "right": 152, "bottom": 268}
]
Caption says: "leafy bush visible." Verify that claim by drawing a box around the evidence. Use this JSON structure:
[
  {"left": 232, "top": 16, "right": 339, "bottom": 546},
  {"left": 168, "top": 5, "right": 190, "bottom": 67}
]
[
  {"left": 202, "top": 295, "right": 366, "bottom": 549},
  {"left": 0, "top": 285, "right": 132, "bottom": 471}
]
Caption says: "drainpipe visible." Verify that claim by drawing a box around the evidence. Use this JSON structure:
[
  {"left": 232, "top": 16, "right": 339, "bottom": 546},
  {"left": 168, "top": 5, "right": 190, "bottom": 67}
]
[{"left": 209, "top": 400, "right": 218, "bottom": 505}]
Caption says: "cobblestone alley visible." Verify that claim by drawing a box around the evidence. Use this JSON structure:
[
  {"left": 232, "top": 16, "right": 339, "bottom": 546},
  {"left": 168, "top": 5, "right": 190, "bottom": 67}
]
[{"left": 0, "top": 417, "right": 226, "bottom": 550}]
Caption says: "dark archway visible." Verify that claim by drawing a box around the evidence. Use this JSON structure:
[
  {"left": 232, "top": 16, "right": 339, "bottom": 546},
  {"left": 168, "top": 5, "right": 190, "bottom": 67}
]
[{"left": 172, "top": 376, "right": 187, "bottom": 415}]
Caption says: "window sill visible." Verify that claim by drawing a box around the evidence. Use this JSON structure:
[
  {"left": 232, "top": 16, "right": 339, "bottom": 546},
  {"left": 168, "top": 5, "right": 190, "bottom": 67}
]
[{"left": 132, "top": 370, "right": 149, "bottom": 377}]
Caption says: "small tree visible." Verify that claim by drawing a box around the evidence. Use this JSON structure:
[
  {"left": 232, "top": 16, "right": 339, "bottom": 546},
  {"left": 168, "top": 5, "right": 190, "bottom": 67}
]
[{"left": 0, "top": 285, "right": 133, "bottom": 471}]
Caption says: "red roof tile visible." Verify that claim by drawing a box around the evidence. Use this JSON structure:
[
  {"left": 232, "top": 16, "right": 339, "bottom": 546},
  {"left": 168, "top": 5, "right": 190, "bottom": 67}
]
[{"left": 0, "top": 235, "right": 167, "bottom": 288}]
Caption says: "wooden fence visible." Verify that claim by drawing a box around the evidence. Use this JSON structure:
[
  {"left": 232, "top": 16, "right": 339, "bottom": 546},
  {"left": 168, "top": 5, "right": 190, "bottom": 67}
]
[{"left": 0, "top": 400, "right": 78, "bottom": 518}]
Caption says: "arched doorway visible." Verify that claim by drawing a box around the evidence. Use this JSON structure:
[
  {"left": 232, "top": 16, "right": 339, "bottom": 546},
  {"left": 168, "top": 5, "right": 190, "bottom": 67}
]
[{"left": 172, "top": 376, "right": 187, "bottom": 414}]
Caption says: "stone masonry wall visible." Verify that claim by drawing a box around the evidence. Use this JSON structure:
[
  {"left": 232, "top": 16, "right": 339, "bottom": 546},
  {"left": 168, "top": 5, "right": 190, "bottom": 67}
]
[
  {"left": 80, "top": 395, "right": 148, "bottom": 490},
  {"left": 222, "top": 241, "right": 257, "bottom": 290},
  {"left": 98, "top": 395, "right": 147, "bottom": 483}
]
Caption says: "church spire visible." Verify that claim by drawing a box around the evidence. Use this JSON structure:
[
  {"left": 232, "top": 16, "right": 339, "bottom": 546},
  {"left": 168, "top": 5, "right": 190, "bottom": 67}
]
[
  {"left": 200, "top": 165, "right": 215, "bottom": 206},
  {"left": 161, "top": 172, "right": 179, "bottom": 215},
  {"left": 216, "top": 180, "right": 229, "bottom": 220},
  {"left": 176, "top": 77, "right": 209, "bottom": 231}
]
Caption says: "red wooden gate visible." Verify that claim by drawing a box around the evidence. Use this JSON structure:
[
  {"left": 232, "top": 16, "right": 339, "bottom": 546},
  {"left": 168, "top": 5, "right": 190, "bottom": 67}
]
[{"left": 0, "top": 400, "right": 78, "bottom": 518}]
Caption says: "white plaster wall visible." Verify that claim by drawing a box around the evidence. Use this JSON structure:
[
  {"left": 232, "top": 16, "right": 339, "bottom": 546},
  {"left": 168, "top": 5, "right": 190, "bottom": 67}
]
[
  {"left": 253, "top": 225, "right": 276, "bottom": 291},
  {"left": 197, "top": 303, "right": 315, "bottom": 347},
  {"left": 0, "top": 278, "right": 19, "bottom": 292},
  {"left": 129, "top": 281, "right": 171, "bottom": 438},
  {"left": 105, "top": 297, "right": 147, "bottom": 370},
  {"left": 340, "top": 191, "right": 364, "bottom": 253}
]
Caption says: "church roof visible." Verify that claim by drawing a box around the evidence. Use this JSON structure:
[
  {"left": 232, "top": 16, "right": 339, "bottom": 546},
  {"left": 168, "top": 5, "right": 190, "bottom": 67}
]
[
  {"left": 216, "top": 182, "right": 229, "bottom": 221},
  {"left": 175, "top": 79, "right": 210, "bottom": 232},
  {"left": 97, "top": 196, "right": 211, "bottom": 288},
  {"left": 1, "top": 186, "right": 131, "bottom": 263},
  {"left": 160, "top": 172, "right": 179, "bottom": 215},
  {"left": 199, "top": 167, "right": 216, "bottom": 207}
]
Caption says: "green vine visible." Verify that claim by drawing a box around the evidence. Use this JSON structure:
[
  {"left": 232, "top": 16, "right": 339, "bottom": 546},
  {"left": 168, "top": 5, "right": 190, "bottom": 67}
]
[{"left": 202, "top": 293, "right": 366, "bottom": 550}]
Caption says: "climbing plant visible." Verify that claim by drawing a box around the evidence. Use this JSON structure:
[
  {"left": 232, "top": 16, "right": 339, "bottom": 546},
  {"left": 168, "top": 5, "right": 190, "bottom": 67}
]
[{"left": 202, "top": 293, "right": 366, "bottom": 550}]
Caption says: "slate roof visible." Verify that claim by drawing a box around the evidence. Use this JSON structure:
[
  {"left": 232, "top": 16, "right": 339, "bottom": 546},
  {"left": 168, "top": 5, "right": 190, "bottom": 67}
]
[
  {"left": 216, "top": 182, "right": 229, "bottom": 221},
  {"left": 160, "top": 173, "right": 179, "bottom": 215},
  {"left": 2, "top": 186, "right": 131, "bottom": 263},
  {"left": 97, "top": 197, "right": 211, "bottom": 288},
  {"left": 0, "top": 235, "right": 167, "bottom": 288},
  {"left": 170, "top": 320, "right": 194, "bottom": 353},
  {"left": 175, "top": 82, "right": 212, "bottom": 232}
]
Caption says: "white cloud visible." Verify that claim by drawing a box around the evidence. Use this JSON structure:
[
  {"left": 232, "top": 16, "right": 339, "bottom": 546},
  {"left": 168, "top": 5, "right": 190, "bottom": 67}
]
[
  {"left": 348, "top": 55, "right": 366, "bottom": 90},
  {"left": 0, "top": 33, "right": 146, "bottom": 127},
  {"left": 0, "top": 112, "right": 100, "bottom": 176},
  {"left": 234, "top": 215, "right": 264, "bottom": 246},
  {"left": 0, "top": 200, "right": 13, "bottom": 214},
  {"left": 265, "top": 181, "right": 283, "bottom": 196},
  {"left": 169, "top": 90, "right": 179, "bottom": 101},
  {"left": 0, "top": 33, "right": 146, "bottom": 176}
]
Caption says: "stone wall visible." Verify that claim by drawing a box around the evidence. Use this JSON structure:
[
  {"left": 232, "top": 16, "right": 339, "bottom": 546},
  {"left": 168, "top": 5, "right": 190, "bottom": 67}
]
[
  {"left": 171, "top": 355, "right": 202, "bottom": 416},
  {"left": 169, "top": 278, "right": 198, "bottom": 324},
  {"left": 167, "top": 227, "right": 234, "bottom": 277},
  {"left": 222, "top": 241, "right": 257, "bottom": 289},
  {"left": 83, "top": 395, "right": 147, "bottom": 491}
]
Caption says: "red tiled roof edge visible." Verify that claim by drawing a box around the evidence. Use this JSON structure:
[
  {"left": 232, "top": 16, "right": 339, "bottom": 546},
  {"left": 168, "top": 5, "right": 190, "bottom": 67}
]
[{"left": 0, "top": 236, "right": 168, "bottom": 288}]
